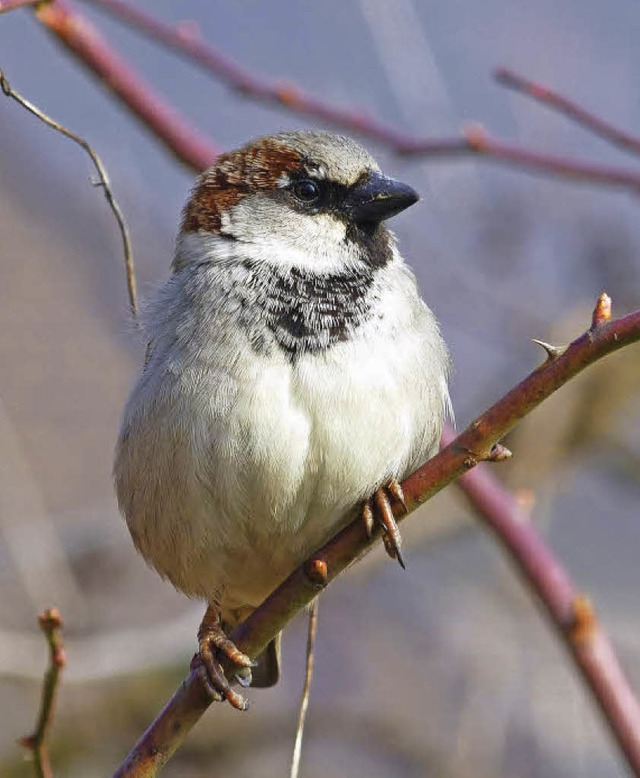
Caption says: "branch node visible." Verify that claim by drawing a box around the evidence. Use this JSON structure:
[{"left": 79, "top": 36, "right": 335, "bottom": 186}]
[
  {"left": 531, "top": 338, "right": 567, "bottom": 361},
  {"left": 568, "top": 594, "right": 598, "bottom": 646},
  {"left": 303, "top": 558, "right": 328, "bottom": 589},
  {"left": 175, "top": 20, "right": 201, "bottom": 41},
  {"left": 486, "top": 443, "right": 513, "bottom": 462},
  {"left": 462, "top": 122, "right": 488, "bottom": 151},
  {"left": 275, "top": 82, "right": 302, "bottom": 106},
  {"left": 591, "top": 292, "right": 612, "bottom": 329}
]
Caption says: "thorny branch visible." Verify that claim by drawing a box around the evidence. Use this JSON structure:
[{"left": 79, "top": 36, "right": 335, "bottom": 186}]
[
  {"left": 114, "top": 297, "right": 640, "bottom": 777},
  {"left": 0, "top": 67, "right": 138, "bottom": 315},
  {"left": 19, "top": 608, "right": 65, "bottom": 778}
]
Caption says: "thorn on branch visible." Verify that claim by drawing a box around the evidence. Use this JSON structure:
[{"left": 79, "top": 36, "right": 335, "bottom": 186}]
[
  {"left": 568, "top": 594, "right": 597, "bottom": 646},
  {"left": 592, "top": 292, "right": 612, "bottom": 329},
  {"left": 19, "top": 607, "right": 65, "bottom": 778},
  {"left": 531, "top": 338, "right": 567, "bottom": 361}
]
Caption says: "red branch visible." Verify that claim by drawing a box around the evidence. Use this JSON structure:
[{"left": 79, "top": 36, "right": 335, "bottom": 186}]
[
  {"left": 496, "top": 67, "right": 640, "bottom": 156},
  {"left": 34, "top": 0, "right": 218, "bottom": 171},
  {"left": 114, "top": 302, "right": 640, "bottom": 777}
]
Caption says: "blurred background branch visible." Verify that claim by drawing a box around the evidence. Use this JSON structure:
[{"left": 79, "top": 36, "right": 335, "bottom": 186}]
[
  {"left": 495, "top": 67, "right": 640, "bottom": 157},
  {"left": 35, "top": 0, "right": 219, "bottom": 170},
  {"left": 25, "top": 0, "right": 640, "bottom": 195}
]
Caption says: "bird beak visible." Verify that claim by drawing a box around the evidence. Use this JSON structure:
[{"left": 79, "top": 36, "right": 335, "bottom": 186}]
[{"left": 345, "top": 171, "right": 419, "bottom": 225}]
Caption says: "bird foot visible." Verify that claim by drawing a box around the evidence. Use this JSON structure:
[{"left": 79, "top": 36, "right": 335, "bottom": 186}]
[
  {"left": 362, "top": 478, "right": 408, "bottom": 569},
  {"left": 196, "top": 606, "right": 255, "bottom": 711}
]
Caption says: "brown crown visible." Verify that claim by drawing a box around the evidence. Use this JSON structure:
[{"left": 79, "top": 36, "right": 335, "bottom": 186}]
[{"left": 181, "top": 138, "right": 304, "bottom": 234}]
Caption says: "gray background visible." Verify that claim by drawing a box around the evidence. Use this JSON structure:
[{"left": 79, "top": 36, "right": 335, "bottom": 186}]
[{"left": 0, "top": 1, "right": 639, "bottom": 775}]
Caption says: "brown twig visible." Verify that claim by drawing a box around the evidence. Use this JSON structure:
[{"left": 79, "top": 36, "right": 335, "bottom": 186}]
[
  {"left": 0, "top": 66, "right": 138, "bottom": 315},
  {"left": 19, "top": 608, "right": 66, "bottom": 778},
  {"left": 113, "top": 296, "right": 640, "bottom": 777},
  {"left": 289, "top": 599, "right": 319, "bottom": 778},
  {"left": 34, "top": 1, "right": 640, "bottom": 195},
  {"left": 33, "top": 0, "right": 219, "bottom": 172},
  {"left": 496, "top": 67, "right": 640, "bottom": 157}
]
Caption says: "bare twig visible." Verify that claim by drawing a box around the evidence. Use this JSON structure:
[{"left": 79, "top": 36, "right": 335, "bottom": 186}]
[
  {"left": 33, "top": 0, "right": 219, "bottom": 172},
  {"left": 0, "top": 67, "right": 138, "bottom": 315},
  {"left": 19, "top": 608, "right": 65, "bottom": 778},
  {"left": 290, "top": 600, "right": 319, "bottom": 778},
  {"left": 496, "top": 67, "right": 640, "bottom": 157},
  {"left": 114, "top": 297, "right": 640, "bottom": 777}
]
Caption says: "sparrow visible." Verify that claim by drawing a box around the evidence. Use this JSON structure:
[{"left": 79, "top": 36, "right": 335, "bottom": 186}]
[{"left": 114, "top": 131, "right": 451, "bottom": 709}]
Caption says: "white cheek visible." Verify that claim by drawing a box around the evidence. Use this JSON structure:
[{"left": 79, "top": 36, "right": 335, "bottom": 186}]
[{"left": 223, "top": 199, "right": 356, "bottom": 272}]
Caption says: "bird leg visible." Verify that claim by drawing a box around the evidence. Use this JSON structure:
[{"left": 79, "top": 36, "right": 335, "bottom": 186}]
[
  {"left": 196, "top": 604, "right": 254, "bottom": 711},
  {"left": 362, "top": 478, "right": 408, "bottom": 569}
]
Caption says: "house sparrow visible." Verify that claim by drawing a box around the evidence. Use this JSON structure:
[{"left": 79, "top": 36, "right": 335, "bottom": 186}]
[{"left": 114, "top": 131, "right": 451, "bottom": 709}]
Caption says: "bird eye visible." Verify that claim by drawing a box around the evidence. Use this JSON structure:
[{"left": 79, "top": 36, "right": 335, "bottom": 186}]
[{"left": 292, "top": 179, "right": 320, "bottom": 203}]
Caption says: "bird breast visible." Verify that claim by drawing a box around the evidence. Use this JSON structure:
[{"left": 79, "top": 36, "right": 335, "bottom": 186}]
[{"left": 114, "top": 252, "right": 449, "bottom": 609}]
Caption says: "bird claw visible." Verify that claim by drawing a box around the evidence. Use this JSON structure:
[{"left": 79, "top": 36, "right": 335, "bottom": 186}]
[
  {"left": 197, "top": 607, "right": 254, "bottom": 711},
  {"left": 361, "top": 478, "right": 408, "bottom": 569}
]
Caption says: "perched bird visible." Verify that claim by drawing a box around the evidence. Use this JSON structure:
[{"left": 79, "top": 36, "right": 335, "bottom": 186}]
[{"left": 114, "top": 131, "right": 451, "bottom": 709}]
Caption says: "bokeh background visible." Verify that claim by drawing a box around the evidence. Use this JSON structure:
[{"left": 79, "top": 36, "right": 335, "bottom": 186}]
[{"left": 1, "top": 1, "right": 639, "bottom": 776}]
